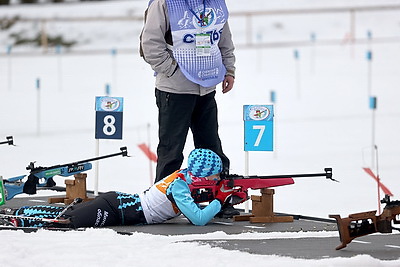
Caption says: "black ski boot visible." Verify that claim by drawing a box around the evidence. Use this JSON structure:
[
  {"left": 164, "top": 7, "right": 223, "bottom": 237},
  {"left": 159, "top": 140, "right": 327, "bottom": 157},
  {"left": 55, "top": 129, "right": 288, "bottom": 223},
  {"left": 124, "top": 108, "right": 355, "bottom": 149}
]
[{"left": 215, "top": 204, "right": 240, "bottom": 219}]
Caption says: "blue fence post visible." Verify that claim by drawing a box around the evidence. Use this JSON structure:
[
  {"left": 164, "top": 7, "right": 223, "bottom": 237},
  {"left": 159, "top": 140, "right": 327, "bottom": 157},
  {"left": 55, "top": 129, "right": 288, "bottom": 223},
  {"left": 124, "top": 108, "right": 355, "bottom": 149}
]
[
  {"left": 105, "top": 83, "right": 111, "bottom": 96},
  {"left": 294, "top": 49, "right": 301, "bottom": 97},
  {"left": 111, "top": 48, "right": 117, "bottom": 91},
  {"left": 7, "top": 45, "right": 12, "bottom": 91}
]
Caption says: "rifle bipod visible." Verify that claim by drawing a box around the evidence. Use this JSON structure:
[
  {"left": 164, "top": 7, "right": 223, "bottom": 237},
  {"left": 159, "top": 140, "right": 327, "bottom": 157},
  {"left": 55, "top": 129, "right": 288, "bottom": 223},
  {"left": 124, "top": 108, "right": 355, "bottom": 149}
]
[{"left": 329, "top": 195, "right": 400, "bottom": 250}]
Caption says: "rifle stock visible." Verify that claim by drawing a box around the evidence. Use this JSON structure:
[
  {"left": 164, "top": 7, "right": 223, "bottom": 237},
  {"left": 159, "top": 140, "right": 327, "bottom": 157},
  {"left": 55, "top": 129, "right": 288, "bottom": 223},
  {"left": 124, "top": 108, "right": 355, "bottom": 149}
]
[
  {"left": 330, "top": 195, "right": 400, "bottom": 250},
  {"left": 189, "top": 168, "right": 334, "bottom": 203}
]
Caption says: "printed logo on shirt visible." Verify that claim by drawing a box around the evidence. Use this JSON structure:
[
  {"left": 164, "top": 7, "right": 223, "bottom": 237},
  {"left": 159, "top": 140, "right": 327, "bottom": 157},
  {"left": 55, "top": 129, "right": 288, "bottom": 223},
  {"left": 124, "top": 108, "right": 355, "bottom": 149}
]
[
  {"left": 177, "top": 7, "right": 216, "bottom": 30},
  {"left": 183, "top": 28, "right": 223, "bottom": 45},
  {"left": 192, "top": 7, "right": 216, "bottom": 28},
  {"left": 198, "top": 67, "right": 219, "bottom": 80}
]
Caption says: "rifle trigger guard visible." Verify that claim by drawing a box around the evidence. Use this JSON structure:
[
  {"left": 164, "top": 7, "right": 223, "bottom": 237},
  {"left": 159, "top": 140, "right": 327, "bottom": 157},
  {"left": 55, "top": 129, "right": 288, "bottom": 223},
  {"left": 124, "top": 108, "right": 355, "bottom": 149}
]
[{"left": 227, "top": 180, "right": 235, "bottom": 188}]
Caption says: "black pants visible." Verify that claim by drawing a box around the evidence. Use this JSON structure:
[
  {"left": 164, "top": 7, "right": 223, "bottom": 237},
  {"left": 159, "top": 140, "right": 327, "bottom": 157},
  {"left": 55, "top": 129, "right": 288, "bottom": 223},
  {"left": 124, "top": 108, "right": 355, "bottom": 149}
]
[
  {"left": 64, "top": 192, "right": 147, "bottom": 228},
  {"left": 14, "top": 192, "right": 147, "bottom": 228},
  {"left": 155, "top": 89, "right": 229, "bottom": 182}
]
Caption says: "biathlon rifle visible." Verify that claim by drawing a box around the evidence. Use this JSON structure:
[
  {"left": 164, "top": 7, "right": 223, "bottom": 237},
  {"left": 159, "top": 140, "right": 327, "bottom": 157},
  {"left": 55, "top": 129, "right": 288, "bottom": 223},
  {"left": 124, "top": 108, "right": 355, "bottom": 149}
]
[
  {"left": 330, "top": 195, "right": 400, "bottom": 250},
  {"left": 189, "top": 168, "right": 336, "bottom": 204},
  {"left": 1, "top": 147, "right": 128, "bottom": 202}
]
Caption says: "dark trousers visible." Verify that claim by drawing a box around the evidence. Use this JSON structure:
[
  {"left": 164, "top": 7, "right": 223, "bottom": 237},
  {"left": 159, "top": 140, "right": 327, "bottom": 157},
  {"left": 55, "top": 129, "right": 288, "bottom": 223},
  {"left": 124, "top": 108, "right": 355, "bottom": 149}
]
[
  {"left": 155, "top": 89, "right": 229, "bottom": 182},
  {"left": 64, "top": 192, "right": 146, "bottom": 228},
  {"left": 14, "top": 192, "right": 147, "bottom": 228}
]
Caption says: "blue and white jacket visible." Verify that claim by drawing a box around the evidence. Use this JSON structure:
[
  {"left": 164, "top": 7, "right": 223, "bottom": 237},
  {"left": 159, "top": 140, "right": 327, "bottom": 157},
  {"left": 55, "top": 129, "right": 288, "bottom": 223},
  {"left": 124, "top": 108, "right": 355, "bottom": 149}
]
[{"left": 141, "top": 0, "right": 236, "bottom": 96}]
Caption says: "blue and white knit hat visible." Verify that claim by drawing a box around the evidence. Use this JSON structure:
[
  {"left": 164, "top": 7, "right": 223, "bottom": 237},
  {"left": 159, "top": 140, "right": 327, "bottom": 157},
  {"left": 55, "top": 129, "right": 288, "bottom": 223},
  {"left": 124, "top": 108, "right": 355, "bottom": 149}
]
[{"left": 187, "top": 149, "right": 222, "bottom": 177}]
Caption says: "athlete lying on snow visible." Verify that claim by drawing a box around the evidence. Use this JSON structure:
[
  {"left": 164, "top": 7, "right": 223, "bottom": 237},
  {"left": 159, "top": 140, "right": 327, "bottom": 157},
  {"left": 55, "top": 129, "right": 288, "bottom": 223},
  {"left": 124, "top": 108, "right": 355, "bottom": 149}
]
[{"left": 3, "top": 149, "right": 235, "bottom": 228}]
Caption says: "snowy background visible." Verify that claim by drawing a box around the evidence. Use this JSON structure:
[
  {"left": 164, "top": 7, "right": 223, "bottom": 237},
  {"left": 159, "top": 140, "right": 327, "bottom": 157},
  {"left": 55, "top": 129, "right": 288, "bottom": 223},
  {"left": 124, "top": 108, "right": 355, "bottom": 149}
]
[{"left": 1, "top": 0, "right": 400, "bottom": 265}]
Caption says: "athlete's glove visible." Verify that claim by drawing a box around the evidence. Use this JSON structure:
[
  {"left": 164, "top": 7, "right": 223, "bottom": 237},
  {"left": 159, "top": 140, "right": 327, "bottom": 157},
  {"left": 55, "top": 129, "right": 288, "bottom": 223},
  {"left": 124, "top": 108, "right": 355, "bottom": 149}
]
[
  {"left": 230, "top": 191, "right": 249, "bottom": 205},
  {"left": 215, "top": 183, "right": 235, "bottom": 205}
]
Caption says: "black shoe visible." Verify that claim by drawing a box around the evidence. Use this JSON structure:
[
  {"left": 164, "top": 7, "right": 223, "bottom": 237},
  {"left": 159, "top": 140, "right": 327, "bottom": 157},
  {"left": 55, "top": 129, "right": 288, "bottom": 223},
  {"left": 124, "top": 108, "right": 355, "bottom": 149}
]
[{"left": 215, "top": 204, "right": 240, "bottom": 219}]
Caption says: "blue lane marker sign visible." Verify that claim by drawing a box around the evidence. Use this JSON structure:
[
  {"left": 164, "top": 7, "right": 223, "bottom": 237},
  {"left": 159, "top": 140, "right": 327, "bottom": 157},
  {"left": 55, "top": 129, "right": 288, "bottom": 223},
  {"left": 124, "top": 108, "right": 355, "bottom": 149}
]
[
  {"left": 369, "top": 96, "right": 377, "bottom": 110},
  {"left": 244, "top": 105, "right": 274, "bottom": 151},
  {"left": 95, "top": 96, "right": 124, "bottom": 140}
]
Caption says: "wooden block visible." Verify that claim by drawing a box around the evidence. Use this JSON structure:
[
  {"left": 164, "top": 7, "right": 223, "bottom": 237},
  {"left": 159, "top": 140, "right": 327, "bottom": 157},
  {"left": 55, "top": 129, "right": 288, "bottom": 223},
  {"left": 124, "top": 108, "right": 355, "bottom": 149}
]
[
  {"left": 64, "top": 198, "right": 74, "bottom": 205},
  {"left": 252, "top": 195, "right": 273, "bottom": 217},
  {"left": 261, "top": 188, "right": 274, "bottom": 195},
  {"left": 253, "top": 201, "right": 272, "bottom": 217},
  {"left": 250, "top": 216, "right": 274, "bottom": 223},
  {"left": 250, "top": 216, "right": 293, "bottom": 223},
  {"left": 233, "top": 188, "right": 294, "bottom": 224},
  {"left": 74, "top": 173, "right": 87, "bottom": 179},
  {"left": 66, "top": 185, "right": 73, "bottom": 199},
  {"left": 48, "top": 197, "right": 67, "bottom": 204},
  {"left": 233, "top": 214, "right": 254, "bottom": 221},
  {"left": 49, "top": 173, "right": 90, "bottom": 204},
  {"left": 72, "top": 176, "right": 87, "bottom": 198},
  {"left": 64, "top": 179, "right": 75, "bottom": 185},
  {"left": 251, "top": 195, "right": 262, "bottom": 202}
]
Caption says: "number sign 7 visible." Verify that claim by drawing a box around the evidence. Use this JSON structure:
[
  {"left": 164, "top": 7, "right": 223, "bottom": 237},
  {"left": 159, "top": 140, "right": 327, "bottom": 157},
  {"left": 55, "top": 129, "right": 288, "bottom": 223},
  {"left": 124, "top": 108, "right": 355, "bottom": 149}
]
[
  {"left": 252, "top": 125, "right": 265, "bottom": 147},
  {"left": 244, "top": 121, "right": 273, "bottom": 151}
]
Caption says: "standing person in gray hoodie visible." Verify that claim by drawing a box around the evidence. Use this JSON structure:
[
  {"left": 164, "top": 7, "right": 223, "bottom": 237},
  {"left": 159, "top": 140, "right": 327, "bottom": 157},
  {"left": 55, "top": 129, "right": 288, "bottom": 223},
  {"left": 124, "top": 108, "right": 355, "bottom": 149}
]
[{"left": 140, "top": 0, "right": 237, "bottom": 218}]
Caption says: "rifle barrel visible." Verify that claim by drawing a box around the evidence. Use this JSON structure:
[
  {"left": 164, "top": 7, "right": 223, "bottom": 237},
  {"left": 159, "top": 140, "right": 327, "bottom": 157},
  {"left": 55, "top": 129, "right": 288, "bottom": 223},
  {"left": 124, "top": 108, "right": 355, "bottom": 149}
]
[
  {"left": 228, "top": 168, "right": 333, "bottom": 180},
  {"left": 27, "top": 147, "right": 128, "bottom": 171},
  {"left": 73, "top": 147, "right": 128, "bottom": 165}
]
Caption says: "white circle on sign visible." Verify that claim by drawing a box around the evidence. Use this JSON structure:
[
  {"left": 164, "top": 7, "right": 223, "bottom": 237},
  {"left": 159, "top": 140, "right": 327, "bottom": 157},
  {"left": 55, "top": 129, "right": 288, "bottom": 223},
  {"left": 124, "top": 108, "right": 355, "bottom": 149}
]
[
  {"left": 249, "top": 106, "right": 270, "bottom": 121},
  {"left": 100, "top": 98, "right": 120, "bottom": 112}
]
